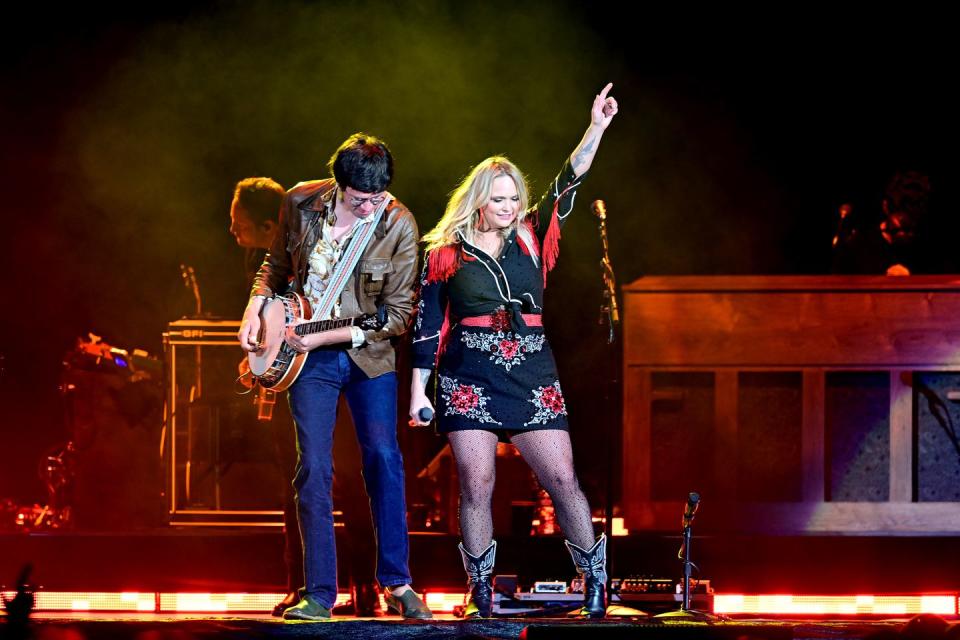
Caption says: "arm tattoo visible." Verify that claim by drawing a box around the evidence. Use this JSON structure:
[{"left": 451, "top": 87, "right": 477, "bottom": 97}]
[
  {"left": 572, "top": 136, "right": 597, "bottom": 171},
  {"left": 417, "top": 369, "right": 432, "bottom": 385}
]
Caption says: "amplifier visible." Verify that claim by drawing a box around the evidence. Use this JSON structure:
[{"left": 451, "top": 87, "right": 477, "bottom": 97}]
[
  {"left": 163, "top": 318, "right": 284, "bottom": 527},
  {"left": 166, "top": 318, "right": 241, "bottom": 344}
]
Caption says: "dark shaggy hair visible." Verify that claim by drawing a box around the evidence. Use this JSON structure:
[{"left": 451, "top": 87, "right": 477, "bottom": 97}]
[{"left": 328, "top": 133, "right": 393, "bottom": 193}]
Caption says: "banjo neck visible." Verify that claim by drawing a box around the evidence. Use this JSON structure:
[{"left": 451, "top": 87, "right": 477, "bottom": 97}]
[{"left": 293, "top": 316, "right": 356, "bottom": 336}]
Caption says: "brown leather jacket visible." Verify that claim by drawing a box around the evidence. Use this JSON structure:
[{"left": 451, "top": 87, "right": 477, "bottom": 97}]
[{"left": 250, "top": 178, "right": 419, "bottom": 378}]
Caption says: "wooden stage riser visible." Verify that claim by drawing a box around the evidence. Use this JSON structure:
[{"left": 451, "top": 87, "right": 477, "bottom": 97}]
[{"left": 622, "top": 276, "right": 960, "bottom": 534}]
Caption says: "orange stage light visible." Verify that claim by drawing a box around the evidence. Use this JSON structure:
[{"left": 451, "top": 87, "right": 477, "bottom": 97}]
[
  {"left": 713, "top": 593, "right": 958, "bottom": 616},
  {"left": 424, "top": 591, "right": 464, "bottom": 613},
  {"left": 157, "top": 593, "right": 287, "bottom": 612},
  {"left": 0, "top": 592, "right": 157, "bottom": 612},
  {"left": 19, "top": 590, "right": 955, "bottom": 617},
  {"left": 3, "top": 590, "right": 459, "bottom": 613}
]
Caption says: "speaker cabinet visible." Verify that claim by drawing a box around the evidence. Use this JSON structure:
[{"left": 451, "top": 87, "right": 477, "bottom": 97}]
[{"left": 164, "top": 319, "right": 283, "bottom": 525}]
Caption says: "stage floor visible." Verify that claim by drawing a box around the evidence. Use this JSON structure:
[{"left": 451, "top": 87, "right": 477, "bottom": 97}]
[
  {"left": 5, "top": 612, "right": 944, "bottom": 640},
  {"left": 5, "top": 531, "right": 960, "bottom": 595}
]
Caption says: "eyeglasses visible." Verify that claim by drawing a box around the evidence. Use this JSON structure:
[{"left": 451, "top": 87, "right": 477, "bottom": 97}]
[{"left": 345, "top": 190, "right": 386, "bottom": 207}]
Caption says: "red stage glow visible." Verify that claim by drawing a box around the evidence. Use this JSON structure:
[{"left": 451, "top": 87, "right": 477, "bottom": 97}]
[
  {"left": 1, "top": 590, "right": 463, "bottom": 613},
  {"left": 10, "top": 590, "right": 956, "bottom": 616},
  {"left": 713, "top": 593, "right": 958, "bottom": 616}
]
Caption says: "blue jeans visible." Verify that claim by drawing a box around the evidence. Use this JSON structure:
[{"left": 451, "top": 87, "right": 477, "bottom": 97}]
[{"left": 288, "top": 349, "right": 411, "bottom": 608}]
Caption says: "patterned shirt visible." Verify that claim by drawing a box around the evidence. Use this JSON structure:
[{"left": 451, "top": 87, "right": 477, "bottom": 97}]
[{"left": 302, "top": 191, "right": 374, "bottom": 346}]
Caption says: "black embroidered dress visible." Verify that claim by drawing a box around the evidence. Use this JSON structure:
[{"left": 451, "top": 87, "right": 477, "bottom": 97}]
[{"left": 412, "top": 160, "right": 586, "bottom": 433}]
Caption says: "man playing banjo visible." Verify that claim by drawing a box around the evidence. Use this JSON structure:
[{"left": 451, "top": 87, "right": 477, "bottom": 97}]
[{"left": 237, "top": 133, "right": 431, "bottom": 621}]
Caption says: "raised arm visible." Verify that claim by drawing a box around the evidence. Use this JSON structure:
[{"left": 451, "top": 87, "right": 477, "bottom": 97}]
[
  {"left": 570, "top": 82, "right": 619, "bottom": 178},
  {"left": 526, "top": 84, "right": 618, "bottom": 277}
]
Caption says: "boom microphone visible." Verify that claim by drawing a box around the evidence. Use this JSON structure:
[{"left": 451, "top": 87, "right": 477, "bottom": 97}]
[
  {"left": 682, "top": 492, "right": 700, "bottom": 528},
  {"left": 591, "top": 199, "right": 607, "bottom": 220}
]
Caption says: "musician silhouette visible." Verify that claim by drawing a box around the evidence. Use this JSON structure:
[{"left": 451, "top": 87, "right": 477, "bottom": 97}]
[{"left": 229, "top": 177, "right": 381, "bottom": 616}]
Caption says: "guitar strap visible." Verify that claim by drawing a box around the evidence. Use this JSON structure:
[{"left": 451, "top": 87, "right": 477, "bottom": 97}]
[{"left": 311, "top": 192, "right": 392, "bottom": 320}]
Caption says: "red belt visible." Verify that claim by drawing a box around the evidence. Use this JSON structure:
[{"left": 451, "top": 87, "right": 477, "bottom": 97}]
[{"left": 460, "top": 313, "right": 542, "bottom": 328}]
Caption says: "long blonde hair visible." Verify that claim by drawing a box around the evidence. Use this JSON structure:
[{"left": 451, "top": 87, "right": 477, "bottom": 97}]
[{"left": 423, "top": 156, "right": 537, "bottom": 260}]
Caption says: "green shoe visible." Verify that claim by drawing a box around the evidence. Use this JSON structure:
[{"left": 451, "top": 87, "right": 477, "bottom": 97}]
[
  {"left": 282, "top": 594, "right": 332, "bottom": 621},
  {"left": 384, "top": 589, "right": 433, "bottom": 619}
]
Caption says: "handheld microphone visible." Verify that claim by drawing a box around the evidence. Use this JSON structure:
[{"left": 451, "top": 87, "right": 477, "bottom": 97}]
[
  {"left": 682, "top": 491, "right": 700, "bottom": 528},
  {"left": 408, "top": 407, "right": 433, "bottom": 427},
  {"left": 591, "top": 200, "right": 607, "bottom": 220}
]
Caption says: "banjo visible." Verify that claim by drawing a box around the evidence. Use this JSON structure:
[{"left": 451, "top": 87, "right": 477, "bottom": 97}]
[{"left": 247, "top": 292, "right": 386, "bottom": 391}]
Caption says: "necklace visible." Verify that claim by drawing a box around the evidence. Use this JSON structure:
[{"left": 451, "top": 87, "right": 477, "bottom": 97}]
[{"left": 475, "top": 229, "right": 504, "bottom": 258}]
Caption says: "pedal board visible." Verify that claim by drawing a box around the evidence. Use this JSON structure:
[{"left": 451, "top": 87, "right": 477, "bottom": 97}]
[
  {"left": 614, "top": 577, "right": 714, "bottom": 613},
  {"left": 488, "top": 575, "right": 715, "bottom": 616},
  {"left": 492, "top": 591, "right": 583, "bottom": 615}
]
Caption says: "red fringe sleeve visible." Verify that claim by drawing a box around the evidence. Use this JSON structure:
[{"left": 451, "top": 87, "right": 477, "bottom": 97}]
[
  {"left": 424, "top": 244, "right": 463, "bottom": 365},
  {"left": 425, "top": 244, "right": 461, "bottom": 284},
  {"left": 538, "top": 182, "right": 576, "bottom": 287},
  {"left": 541, "top": 201, "right": 562, "bottom": 284}
]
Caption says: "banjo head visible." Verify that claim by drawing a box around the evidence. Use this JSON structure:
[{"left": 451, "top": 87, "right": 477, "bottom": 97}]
[{"left": 248, "top": 298, "right": 290, "bottom": 376}]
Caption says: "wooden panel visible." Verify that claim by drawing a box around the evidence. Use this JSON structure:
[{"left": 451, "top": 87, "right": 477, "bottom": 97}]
[
  {"left": 621, "top": 276, "right": 960, "bottom": 534},
  {"left": 624, "top": 291, "right": 960, "bottom": 367},
  {"left": 631, "top": 501, "right": 960, "bottom": 535},
  {"left": 714, "top": 371, "right": 738, "bottom": 501},
  {"left": 801, "top": 369, "right": 826, "bottom": 502},
  {"left": 737, "top": 372, "right": 803, "bottom": 502},
  {"left": 889, "top": 371, "right": 914, "bottom": 502},
  {"left": 623, "top": 275, "right": 960, "bottom": 293},
  {"left": 623, "top": 276, "right": 960, "bottom": 368},
  {"left": 622, "top": 367, "right": 651, "bottom": 527}
]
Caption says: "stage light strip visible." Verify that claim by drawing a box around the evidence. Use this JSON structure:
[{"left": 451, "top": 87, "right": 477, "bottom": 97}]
[
  {"left": 713, "top": 594, "right": 958, "bottom": 616},
  {"left": 1, "top": 591, "right": 459, "bottom": 613},
  {"left": 425, "top": 591, "right": 464, "bottom": 612},
  {"left": 590, "top": 516, "right": 630, "bottom": 536},
  {"left": 0, "top": 592, "right": 157, "bottom": 612},
  {"left": 157, "top": 593, "right": 288, "bottom": 612},
  {"left": 9, "top": 591, "right": 955, "bottom": 615}
]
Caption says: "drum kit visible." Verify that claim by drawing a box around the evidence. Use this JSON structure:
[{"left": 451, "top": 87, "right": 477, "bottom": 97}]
[{"left": 2, "top": 334, "right": 161, "bottom": 531}]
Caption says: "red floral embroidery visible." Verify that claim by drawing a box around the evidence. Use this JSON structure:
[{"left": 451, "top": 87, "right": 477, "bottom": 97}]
[
  {"left": 450, "top": 385, "right": 480, "bottom": 413},
  {"left": 525, "top": 381, "right": 568, "bottom": 426},
  {"left": 439, "top": 376, "right": 502, "bottom": 425},
  {"left": 491, "top": 308, "right": 512, "bottom": 332},
  {"left": 538, "top": 385, "right": 565, "bottom": 414},
  {"left": 498, "top": 339, "right": 520, "bottom": 360},
  {"left": 461, "top": 331, "right": 545, "bottom": 371}
]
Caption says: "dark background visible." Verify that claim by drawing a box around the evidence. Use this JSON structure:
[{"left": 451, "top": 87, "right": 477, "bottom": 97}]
[{"left": 2, "top": 1, "right": 957, "bottom": 509}]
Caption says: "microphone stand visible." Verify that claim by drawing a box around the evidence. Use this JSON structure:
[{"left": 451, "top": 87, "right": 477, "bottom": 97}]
[
  {"left": 180, "top": 264, "right": 203, "bottom": 318},
  {"left": 180, "top": 264, "right": 204, "bottom": 399},
  {"left": 595, "top": 205, "right": 619, "bottom": 344},
  {"left": 654, "top": 494, "right": 720, "bottom": 622},
  {"left": 591, "top": 201, "right": 639, "bottom": 615}
]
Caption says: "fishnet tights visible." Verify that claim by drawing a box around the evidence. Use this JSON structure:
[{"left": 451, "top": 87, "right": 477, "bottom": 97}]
[{"left": 448, "top": 429, "right": 595, "bottom": 555}]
